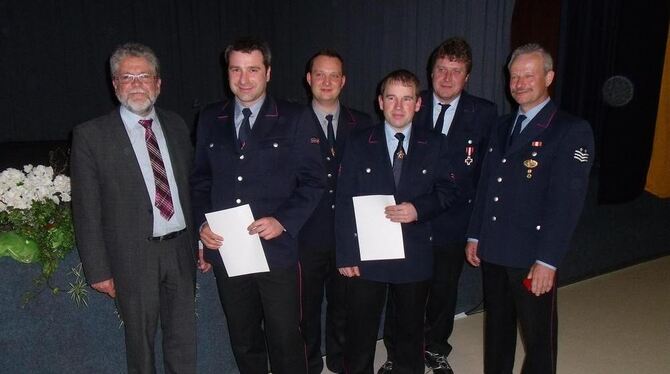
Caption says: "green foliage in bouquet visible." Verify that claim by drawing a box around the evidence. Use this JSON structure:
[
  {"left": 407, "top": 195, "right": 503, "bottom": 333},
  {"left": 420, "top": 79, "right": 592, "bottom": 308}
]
[
  {"left": 0, "top": 153, "right": 84, "bottom": 305},
  {"left": 1, "top": 197, "right": 75, "bottom": 276}
]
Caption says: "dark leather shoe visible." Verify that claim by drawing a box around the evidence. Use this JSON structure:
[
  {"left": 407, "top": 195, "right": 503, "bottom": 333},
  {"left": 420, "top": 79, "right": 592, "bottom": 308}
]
[
  {"left": 425, "top": 350, "right": 454, "bottom": 374},
  {"left": 377, "top": 360, "right": 393, "bottom": 374}
]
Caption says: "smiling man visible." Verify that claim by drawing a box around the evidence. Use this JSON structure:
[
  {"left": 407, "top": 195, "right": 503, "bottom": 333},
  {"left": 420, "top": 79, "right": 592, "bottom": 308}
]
[
  {"left": 298, "top": 49, "right": 372, "bottom": 374},
  {"left": 380, "top": 37, "right": 497, "bottom": 374},
  {"left": 335, "top": 69, "right": 458, "bottom": 374},
  {"left": 466, "top": 43, "right": 594, "bottom": 373},
  {"left": 191, "top": 37, "right": 324, "bottom": 374},
  {"left": 71, "top": 42, "right": 197, "bottom": 373}
]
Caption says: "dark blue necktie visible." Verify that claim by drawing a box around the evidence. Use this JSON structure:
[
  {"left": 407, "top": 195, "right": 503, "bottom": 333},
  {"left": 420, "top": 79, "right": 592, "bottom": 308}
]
[
  {"left": 238, "top": 108, "right": 252, "bottom": 148},
  {"left": 326, "top": 114, "right": 335, "bottom": 156},
  {"left": 433, "top": 103, "right": 450, "bottom": 134},
  {"left": 508, "top": 114, "right": 527, "bottom": 147},
  {"left": 392, "top": 132, "right": 405, "bottom": 187}
]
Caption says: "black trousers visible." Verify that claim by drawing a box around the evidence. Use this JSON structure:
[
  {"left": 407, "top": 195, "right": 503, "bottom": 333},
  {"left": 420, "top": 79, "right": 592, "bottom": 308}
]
[
  {"left": 298, "top": 245, "right": 348, "bottom": 374},
  {"left": 116, "top": 234, "right": 196, "bottom": 374},
  {"left": 382, "top": 243, "right": 465, "bottom": 361},
  {"left": 481, "top": 261, "right": 558, "bottom": 374},
  {"left": 345, "top": 277, "right": 429, "bottom": 374},
  {"left": 212, "top": 265, "right": 307, "bottom": 374},
  {"left": 424, "top": 242, "right": 466, "bottom": 356}
]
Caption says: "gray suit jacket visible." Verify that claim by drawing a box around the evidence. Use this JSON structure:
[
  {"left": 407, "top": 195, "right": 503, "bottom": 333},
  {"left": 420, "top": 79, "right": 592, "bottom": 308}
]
[{"left": 71, "top": 107, "right": 196, "bottom": 288}]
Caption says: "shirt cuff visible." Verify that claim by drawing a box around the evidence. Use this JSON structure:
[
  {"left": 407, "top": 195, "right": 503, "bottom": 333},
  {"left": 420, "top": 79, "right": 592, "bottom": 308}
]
[{"left": 535, "top": 260, "right": 556, "bottom": 270}]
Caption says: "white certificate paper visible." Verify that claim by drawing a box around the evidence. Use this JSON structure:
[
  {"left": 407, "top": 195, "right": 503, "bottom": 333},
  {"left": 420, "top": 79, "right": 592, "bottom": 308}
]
[
  {"left": 352, "top": 195, "right": 405, "bottom": 261},
  {"left": 205, "top": 204, "right": 269, "bottom": 277}
]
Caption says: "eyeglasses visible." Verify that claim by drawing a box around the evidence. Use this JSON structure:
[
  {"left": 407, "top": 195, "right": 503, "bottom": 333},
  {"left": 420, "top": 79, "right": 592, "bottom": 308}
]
[{"left": 115, "top": 73, "right": 157, "bottom": 84}]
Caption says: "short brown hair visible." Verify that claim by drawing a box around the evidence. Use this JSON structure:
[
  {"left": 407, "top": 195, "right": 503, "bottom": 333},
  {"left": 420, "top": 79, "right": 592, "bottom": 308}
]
[
  {"left": 379, "top": 69, "right": 420, "bottom": 97},
  {"left": 224, "top": 37, "right": 272, "bottom": 69},
  {"left": 429, "top": 37, "right": 472, "bottom": 74},
  {"left": 307, "top": 49, "right": 345, "bottom": 75}
]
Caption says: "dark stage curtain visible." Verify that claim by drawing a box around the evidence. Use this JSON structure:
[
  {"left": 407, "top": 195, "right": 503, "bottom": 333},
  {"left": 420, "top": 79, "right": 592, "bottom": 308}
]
[
  {"left": 556, "top": 1, "right": 669, "bottom": 203},
  {"left": 1, "top": 0, "right": 514, "bottom": 143}
]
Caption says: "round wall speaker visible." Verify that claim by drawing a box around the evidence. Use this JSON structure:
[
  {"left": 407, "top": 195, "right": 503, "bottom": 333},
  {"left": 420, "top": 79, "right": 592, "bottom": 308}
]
[{"left": 602, "top": 75, "right": 634, "bottom": 107}]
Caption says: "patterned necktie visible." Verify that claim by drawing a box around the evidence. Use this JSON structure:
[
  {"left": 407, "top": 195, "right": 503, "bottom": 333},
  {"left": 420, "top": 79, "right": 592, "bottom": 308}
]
[
  {"left": 393, "top": 132, "right": 406, "bottom": 187},
  {"left": 433, "top": 103, "right": 450, "bottom": 134},
  {"left": 508, "top": 114, "right": 527, "bottom": 147},
  {"left": 138, "top": 119, "right": 174, "bottom": 220},
  {"left": 326, "top": 114, "right": 336, "bottom": 156},
  {"left": 238, "top": 108, "right": 252, "bottom": 148}
]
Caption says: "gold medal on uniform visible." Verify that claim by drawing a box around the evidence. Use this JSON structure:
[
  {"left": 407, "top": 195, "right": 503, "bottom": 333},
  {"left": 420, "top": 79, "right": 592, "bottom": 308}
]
[
  {"left": 464, "top": 146, "right": 474, "bottom": 165},
  {"left": 524, "top": 159, "right": 538, "bottom": 179}
]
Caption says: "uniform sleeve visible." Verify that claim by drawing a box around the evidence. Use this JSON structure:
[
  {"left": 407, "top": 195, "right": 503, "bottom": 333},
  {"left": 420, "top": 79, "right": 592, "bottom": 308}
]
[
  {"left": 190, "top": 107, "right": 215, "bottom": 228},
  {"left": 536, "top": 119, "right": 594, "bottom": 267},
  {"left": 334, "top": 138, "right": 360, "bottom": 268}
]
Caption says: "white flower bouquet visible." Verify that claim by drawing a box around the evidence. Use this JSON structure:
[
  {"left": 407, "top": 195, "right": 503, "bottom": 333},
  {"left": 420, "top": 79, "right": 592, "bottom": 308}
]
[{"left": 0, "top": 164, "right": 75, "bottom": 281}]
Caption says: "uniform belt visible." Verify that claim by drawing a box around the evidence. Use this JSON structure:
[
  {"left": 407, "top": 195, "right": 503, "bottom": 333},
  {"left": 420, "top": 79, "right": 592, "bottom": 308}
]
[{"left": 148, "top": 228, "right": 186, "bottom": 241}]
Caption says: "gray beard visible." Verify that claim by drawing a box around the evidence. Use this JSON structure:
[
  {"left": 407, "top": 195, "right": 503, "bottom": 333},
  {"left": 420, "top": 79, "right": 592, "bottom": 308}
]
[{"left": 117, "top": 94, "right": 157, "bottom": 116}]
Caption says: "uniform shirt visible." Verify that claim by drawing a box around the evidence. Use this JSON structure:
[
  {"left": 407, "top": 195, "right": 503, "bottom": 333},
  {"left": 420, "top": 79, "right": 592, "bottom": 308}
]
[
  {"left": 312, "top": 101, "right": 341, "bottom": 140},
  {"left": 120, "top": 106, "right": 186, "bottom": 236},
  {"left": 432, "top": 93, "right": 461, "bottom": 136},
  {"left": 515, "top": 97, "right": 551, "bottom": 133},
  {"left": 384, "top": 122, "right": 412, "bottom": 163},
  {"left": 234, "top": 96, "right": 265, "bottom": 134}
]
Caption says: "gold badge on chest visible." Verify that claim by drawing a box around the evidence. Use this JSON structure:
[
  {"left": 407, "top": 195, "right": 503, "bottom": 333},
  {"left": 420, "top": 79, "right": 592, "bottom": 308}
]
[{"left": 524, "top": 141, "right": 542, "bottom": 179}]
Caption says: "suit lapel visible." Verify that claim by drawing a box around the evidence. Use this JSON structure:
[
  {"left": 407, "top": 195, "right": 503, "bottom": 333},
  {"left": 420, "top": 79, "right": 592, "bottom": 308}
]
[
  {"left": 213, "top": 101, "right": 239, "bottom": 153},
  {"left": 416, "top": 91, "right": 433, "bottom": 131},
  {"left": 248, "top": 96, "right": 278, "bottom": 146},
  {"left": 156, "top": 109, "right": 189, "bottom": 208},
  {"left": 108, "top": 109, "right": 152, "bottom": 207},
  {"left": 110, "top": 110, "right": 146, "bottom": 185},
  {"left": 337, "top": 105, "right": 366, "bottom": 153},
  {"left": 397, "top": 125, "right": 430, "bottom": 193},
  {"left": 506, "top": 101, "right": 558, "bottom": 154},
  {"left": 369, "top": 126, "right": 396, "bottom": 188},
  {"left": 308, "top": 108, "right": 330, "bottom": 155},
  {"left": 499, "top": 115, "right": 515, "bottom": 154},
  {"left": 448, "top": 92, "right": 474, "bottom": 139}
]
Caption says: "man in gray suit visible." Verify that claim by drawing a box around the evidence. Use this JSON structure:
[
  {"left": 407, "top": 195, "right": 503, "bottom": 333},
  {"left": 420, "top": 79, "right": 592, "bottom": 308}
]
[{"left": 71, "top": 42, "right": 198, "bottom": 374}]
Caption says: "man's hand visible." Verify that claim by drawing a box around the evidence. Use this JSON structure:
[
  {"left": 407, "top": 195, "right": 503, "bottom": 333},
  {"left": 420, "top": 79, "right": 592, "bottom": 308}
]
[
  {"left": 199, "top": 223, "right": 223, "bottom": 250},
  {"left": 197, "top": 247, "right": 212, "bottom": 273},
  {"left": 465, "top": 241, "right": 480, "bottom": 267},
  {"left": 92, "top": 278, "right": 116, "bottom": 298},
  {"left": 248, "top": 217, "right": 285, "bottom": 240},
  {"left": 527, "top": 263, "right": 556, "bottom": 296},
  {"left": 384, "top": 202, "right": 418, "bottom": 223},
  {"left": 338, "top": 266, "right": 360, "bottom": 277}
]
